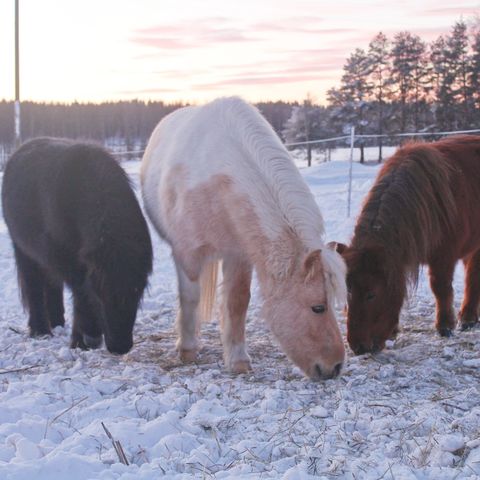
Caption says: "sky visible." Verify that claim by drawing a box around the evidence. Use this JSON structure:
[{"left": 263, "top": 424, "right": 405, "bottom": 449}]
[{"left": 0, "top": 0, "right": 479, "bottom": 105}]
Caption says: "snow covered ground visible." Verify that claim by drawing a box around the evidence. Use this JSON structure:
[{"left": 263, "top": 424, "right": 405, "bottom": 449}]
[{"left": 1, "top": 158, "right": 480, "bottom": 480}]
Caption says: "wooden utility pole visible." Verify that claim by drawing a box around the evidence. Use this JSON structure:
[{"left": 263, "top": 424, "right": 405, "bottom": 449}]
[{"left": 14, "top": 0, "right": 21, "bottom": 147}]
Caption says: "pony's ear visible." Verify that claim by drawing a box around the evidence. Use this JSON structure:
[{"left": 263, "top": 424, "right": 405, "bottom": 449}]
[
  {"left": 327, "top": 241, "right": 348, "bottom": 255},
  {"left": 303, "top": 249, "right": 322, "bottom": 278}
]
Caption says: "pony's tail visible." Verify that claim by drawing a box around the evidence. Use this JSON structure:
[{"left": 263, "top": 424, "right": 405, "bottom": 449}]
[
  {"left": 12, "top": 244, "right": 31, "bottom": 312},
  {"left": 198, "top": 261, "right": 219, "bottom": 323}
]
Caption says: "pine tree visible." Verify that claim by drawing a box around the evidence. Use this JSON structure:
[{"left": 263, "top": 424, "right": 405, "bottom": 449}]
[
  {"left": 470, "top": 31, "right": 480, "bottom": 125},
  {"left": 390, "top": 32, "right": 430, "bottom": 132},
  {"left": 366, "top": 32, "right": 392, "bottom": 161},
  {"left": 283, "top": 96, "right": 329, "bottom": 166},
  {"left": 257, "top": 101, "right": 296, "bottom": 139},
  {"left": 431, "top": 22, "right": 471, "bottom": 130},
  {"left": 430, "top": 35, "right": 450, "bottom": 130},
  {"left": 446, "top": 21, "right": 471, "bottom": 128},
  {"left": 328, "top": 48, "right": 372, "bottom": 163}
]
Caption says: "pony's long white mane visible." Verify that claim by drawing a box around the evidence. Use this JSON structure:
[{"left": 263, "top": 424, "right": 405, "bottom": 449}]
[
  {"left": 211, "top": 97, "right": 346, "bottom": 305},
  {"left": 213, "top": 97, "right": 325, "bottom": 249}
]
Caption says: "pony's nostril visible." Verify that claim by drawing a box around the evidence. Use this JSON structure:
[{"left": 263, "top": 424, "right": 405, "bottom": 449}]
[
  {"left": 333, "top": 362, "right": 343, "bottom": 377},
  {"left": 314, "top": 364, "right": 322, "bottom": 379}
]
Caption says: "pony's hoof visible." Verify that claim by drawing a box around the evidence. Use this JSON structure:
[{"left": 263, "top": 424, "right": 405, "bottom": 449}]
[
  {"left": 438, "top": 327, "right": 454, "bottom": 337},
  {"left": 179, "top": 348, "right": 198, "bottom": 363},
  {"left": 70, "top": 336, "right": 88, "bottom": 350},
  {"left": 50, "top": 316, "right": 66, "bottom": 328},
  {"left": 389, "top": 325, "right": 400, "bottom": 340},
  {"left": 229, "top": 359, "right": 252, "bottom": 374},
  {"left": 83, "top": 334, "right": 103, "bottom": 349},
  {"left": 29, "top": 327, "right": 52, "bottom": 338},
  {"left": 460, "top": 321, "right": 478, "bottom": 331}
]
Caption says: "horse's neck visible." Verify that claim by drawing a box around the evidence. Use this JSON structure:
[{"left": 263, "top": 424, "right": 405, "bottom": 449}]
[
  {"left": 220, "top": 98, "right": 326, "bottom": 248},
  {"left": 239, "top": 216, "right": 303, "bottom": 294}
]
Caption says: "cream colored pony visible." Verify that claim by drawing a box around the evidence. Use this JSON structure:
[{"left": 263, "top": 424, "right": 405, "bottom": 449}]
[{"left": 141, "top": 97, "right": 346, "bottom": 380}]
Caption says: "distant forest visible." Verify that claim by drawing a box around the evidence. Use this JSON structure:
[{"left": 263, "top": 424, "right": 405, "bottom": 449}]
[
  {"left": 1, "top": 20, "right": 479, "bottom": 163},
  {"left": 0, "top": 99, "right": 295, "bottom": 154}
]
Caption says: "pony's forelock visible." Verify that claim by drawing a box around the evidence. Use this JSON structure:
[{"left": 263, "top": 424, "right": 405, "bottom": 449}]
[{"left": 321, "top": 247, "right": 347, "bottom": 307}]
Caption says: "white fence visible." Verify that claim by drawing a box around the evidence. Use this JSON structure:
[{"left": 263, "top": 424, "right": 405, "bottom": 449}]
[
  {"left": 286, "top": 127, "right": 480, "bottom": 217},
  {"left": 2, "top": 127, "right": 479, "bottom": 218}
]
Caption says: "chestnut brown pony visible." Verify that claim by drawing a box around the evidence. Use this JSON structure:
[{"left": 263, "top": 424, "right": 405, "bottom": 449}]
[{"left": 336, "top": 135, "right": 480, "bottom": 355}]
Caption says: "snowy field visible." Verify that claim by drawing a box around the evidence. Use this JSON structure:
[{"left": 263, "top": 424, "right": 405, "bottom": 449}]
[{"left": 1, "top": 158, "right": 480, "bottom": 480}]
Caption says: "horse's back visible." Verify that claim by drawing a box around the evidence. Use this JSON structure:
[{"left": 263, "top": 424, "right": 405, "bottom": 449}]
[
  {"left": 141, "top": 100, "right": 239, "bottom": 240},
  {"left": 2, "top": 138, "right": 73, "bottom": 250},
  {"left": 141, "top": 97, "right": 321, "bottom": 253},
  {"left": 364, "top": 134, "right": 480, "bottom": 261},
  {"left": 142, "top": 101, "right": 234, "bottom": 184},
  {"left": 142, "top": 97, "right": 276, "bottom": 179},
  {"left": 3, "top": 138, "right": 150, "bottom": 271},
  {"left": 4, "top": 138, "right": 121, "bottom": 230},
  {"left": 437, "top": 135, "right": 480, "bottom": 255},
  {"left": 434, "top": 135, "right": 480, "bottom": 172}
]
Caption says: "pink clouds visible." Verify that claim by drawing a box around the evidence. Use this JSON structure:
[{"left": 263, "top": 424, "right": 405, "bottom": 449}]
[
  {"left": 119, "top": 87, "right": 183, "bottom": 95},
  {"left": 131, "top": 19, "right": 259, "bottom": 50},
  {"left": 130, "top": 15, "right": 364, "bottom": 53},
  {"left": 124, "top": 3, "right": 480, "bottom": 102},
  {"left": 416, "top": 6, "right": 480, "bottom": 17},
  {"left": 131, "top": 37, "right": 188, "bottom": 49},
  {"left": 193, "top": 61, "right": 342, "bottom": 91},
  {"left": 193, "top": 73, "right": 329, "bottom": 90}
]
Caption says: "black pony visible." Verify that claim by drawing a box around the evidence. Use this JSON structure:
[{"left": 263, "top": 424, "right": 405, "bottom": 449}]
[{"left": 2, "top": 138, "right": 153, "bottom": 354}]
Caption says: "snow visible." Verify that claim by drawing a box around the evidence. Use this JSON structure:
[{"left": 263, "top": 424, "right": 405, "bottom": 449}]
[{"left": 1, "top": 157, "right": 480, "bottom": 479}]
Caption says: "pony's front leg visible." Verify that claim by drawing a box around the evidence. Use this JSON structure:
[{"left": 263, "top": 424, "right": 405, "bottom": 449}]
[
  {"left": 13, "top": 245, "right": 51, "bottom": 337},
  {"left": 70, "top": 285, "right": 103, "bottom": 350},
  {"left": 175, "top": 261, "right": 201, "bottom": 363},
  {"left": 429, "top": 258, "right": 456, "bottom": 337},
  {"left": 221, "top": 258, "right": 252, "bottom": 373},
  {"left": 459, "top": 249, "right": 480, "bottom": 330},
  {"left": 45, "top": 282, "right": 65, "bottom": 329}
]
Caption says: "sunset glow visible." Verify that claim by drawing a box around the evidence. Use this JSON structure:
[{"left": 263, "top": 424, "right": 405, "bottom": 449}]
[{"left": 0, "top": 0, "right": 478, "bottom": 104}]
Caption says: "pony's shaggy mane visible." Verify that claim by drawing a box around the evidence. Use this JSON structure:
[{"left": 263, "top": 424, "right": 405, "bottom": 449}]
[
  {"left": 352, "top": 138, "right": 458, "bottom": 285},
  {"left": 212, "top": 97, "right": 326, "bottom": 248},
  {"left": 212, "top": 97, "right": 345, "bottom": 304}
]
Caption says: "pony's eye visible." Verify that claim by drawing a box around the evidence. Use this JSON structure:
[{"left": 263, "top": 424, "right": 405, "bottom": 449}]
[
  {"left": 366, "top": 292, "right": 376, "bottom": 301},
  {"left": 311, "top": 305, "right": 327, "bottom": 314}
]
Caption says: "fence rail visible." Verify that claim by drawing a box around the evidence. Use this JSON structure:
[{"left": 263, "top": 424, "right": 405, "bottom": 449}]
[
  {"left": 285, "top": 127, "right": 480, "bottom": 218},
  {"left": 2, "top": 127, "right": 479, "bottom": 217}
]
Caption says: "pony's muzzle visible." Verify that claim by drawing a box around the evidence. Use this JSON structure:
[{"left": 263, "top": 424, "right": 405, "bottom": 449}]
[
  {"left": 352, "top": 344, "right": 369, "bottom": 355},
  {"left": 352, "top": 342, "right": 382, "bottom": 355},
  {"left": 311, "top": 362, "right": 343, "bottom": 381}
]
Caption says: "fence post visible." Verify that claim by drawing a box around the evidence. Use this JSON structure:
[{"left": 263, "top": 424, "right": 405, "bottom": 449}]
[{"left": 347, "top": 126, "right": 355, "bottom": 218}]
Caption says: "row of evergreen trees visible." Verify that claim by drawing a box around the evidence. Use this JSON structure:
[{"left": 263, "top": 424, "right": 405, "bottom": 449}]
[
  {"left": 0, "top": 99, "right": 298, "bottom": 161},
  {"left": 1, "top": 20, "right": 478, "bottom": 164},
  {"left": 284, "top": 20, "right": 480, "bottom": 162},
  {"left": 0, "top": 100, "right": 183, "bottom": 154}
]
